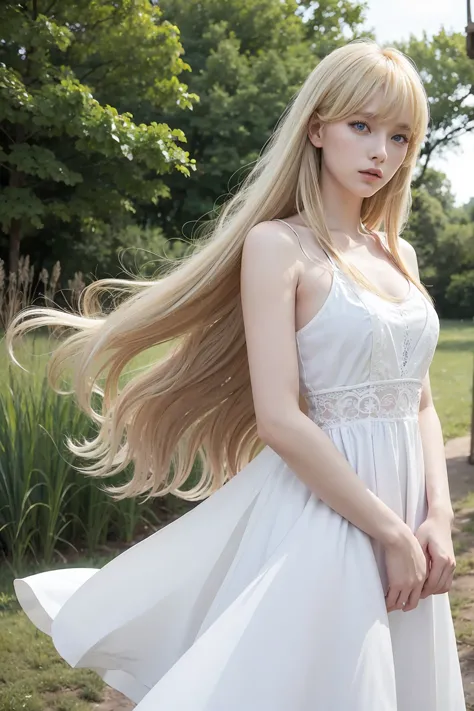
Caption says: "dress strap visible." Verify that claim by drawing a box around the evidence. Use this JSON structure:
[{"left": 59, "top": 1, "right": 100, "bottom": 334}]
[{"left": 273, "top": 219, "right": 338, "bottom": 269}]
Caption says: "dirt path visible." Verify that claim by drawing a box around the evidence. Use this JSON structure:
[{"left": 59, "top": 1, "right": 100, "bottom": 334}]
[
  {"left": 93, "top": 686, "right": 135, "bottom": 711},
  {"left": 93, "top": 434, "right": 474, "bottom": 711},
  {"left": 445, "top": 434, "right": 474, "bottom": 708}
]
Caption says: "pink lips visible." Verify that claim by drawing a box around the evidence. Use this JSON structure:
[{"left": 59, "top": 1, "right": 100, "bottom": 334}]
[{"left": 359, "top": 171, "right": 381, "bottom": 181}]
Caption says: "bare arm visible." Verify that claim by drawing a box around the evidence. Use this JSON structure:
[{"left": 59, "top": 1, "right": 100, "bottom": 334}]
[
  {"left": 399, "top": 238, "right": 454, "bottom": 524},
  {"left": 240, "top": 222, "right": 412, "bottom": 547},
  {"left": 418, "top": 401, "right": 454, "bottom": 522}
]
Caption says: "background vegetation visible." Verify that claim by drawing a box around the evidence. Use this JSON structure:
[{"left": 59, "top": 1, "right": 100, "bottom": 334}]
[
  {"left": 0, "top": 0, "right": 473, "bottom": 570},
  {"left": 0, "top": 2, "right": 473, "bottom": 708},
  {"left": 1, "top": 1, "right": 473, "bottom": 315}
]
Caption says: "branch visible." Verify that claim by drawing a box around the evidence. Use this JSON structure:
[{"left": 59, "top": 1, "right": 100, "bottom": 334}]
[
  {"left": 414, "top": 120, "right": 474, "bottom": 187},
  {"left": 414, "top": 151, "right": 432, "bottom": 187},
  {"left": 439, "top": 120, "right": 474, "bottom": 144},
  {"left": 44, "top": 0, "right": 59, "bottom": 15},
  {"left": 0, "top": 124, "right": 15, "bottom": 144},
  {"left": 78, "top": 58, "right": 122, "bottom": 84},
  {"left": 24, "top": 128, "right": 41, "bottom": 142},
  {"left": 422, "top": 124, "right": 474, "bottom": 166},
  {"left": 72, "top": 7, "right": 123, "bottom": 44}
]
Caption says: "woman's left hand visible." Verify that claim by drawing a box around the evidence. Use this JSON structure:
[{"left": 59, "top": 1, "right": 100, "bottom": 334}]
[{"left": 414, "top": 515, "right": 457, "bottom": 599}]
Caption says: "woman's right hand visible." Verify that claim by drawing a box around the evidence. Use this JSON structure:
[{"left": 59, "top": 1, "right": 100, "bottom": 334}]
[{"left": 383, "top": 525, "right": 428, "bottom": 613}]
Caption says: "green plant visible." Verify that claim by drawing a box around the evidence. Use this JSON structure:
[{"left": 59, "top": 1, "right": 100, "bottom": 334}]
[{"left": 0, "top": 334, "right": 164, "bottom": 568}]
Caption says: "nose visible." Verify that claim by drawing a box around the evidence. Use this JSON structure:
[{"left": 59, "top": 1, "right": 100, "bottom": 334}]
[{"left": 369, "top": 132, "right": 388, "bottom": 163}]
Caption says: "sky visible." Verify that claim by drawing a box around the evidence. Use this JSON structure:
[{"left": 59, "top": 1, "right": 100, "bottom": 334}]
[{"left": 364, "top": 0, "right": 473, "bottom": 206}]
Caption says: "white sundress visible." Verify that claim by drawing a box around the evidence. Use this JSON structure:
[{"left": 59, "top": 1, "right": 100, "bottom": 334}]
[{"left": 14, "top": 219, "right": 466, "bottom": 710}]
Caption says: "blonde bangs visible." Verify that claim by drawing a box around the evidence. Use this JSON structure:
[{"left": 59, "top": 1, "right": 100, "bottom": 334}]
[{"left": 318, "top": 45, "right": 429, "bottom": 147}]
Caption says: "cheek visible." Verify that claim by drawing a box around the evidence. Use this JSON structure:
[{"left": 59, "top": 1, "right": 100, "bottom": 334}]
[
  {"left": 322, "top": 126, "right": 359, "bottom": 170},
  {"left": 392, "top": 144, "right": 409, "bottom": 166},
  {"left": 327, "top": 125, "right": 354, "bottom": 152},
  {"left": 384, "top": 146, "right": 407, "bottom": 179}
]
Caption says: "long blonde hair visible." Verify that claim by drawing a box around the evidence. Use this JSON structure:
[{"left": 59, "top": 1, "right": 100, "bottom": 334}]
[{"left": 6, "top": 39, "right": 432, "bottom": 502}]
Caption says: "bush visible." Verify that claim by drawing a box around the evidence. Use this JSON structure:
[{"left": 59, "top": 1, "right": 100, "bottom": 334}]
[{"left": 445, "top": 271, "right": 474, "bottom": 320}]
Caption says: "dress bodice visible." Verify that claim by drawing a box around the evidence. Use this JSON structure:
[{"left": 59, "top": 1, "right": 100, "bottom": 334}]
[
  {"left": 273, "top": 219, "right": 440, "bottom": 427},
  {"left": 295, "top": 259, "right": 439, "bottom": 392}
]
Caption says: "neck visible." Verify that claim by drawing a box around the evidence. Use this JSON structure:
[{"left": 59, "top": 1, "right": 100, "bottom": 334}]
[{"left": 316, "top": 157, "right": 367, "bottom": 240}]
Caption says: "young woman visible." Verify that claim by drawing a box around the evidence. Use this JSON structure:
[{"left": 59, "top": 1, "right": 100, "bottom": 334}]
[{"left": 8, "top": 39, "right": 465, "bottom": 710}]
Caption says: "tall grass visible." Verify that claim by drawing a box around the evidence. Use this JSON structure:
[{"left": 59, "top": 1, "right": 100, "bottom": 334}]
[
  {"left": 0, "top": 337, "right": 166, "bottom": 570},
  {"left": 0, "top": 255, "right": 196, "bottom": 572},
  {"left": 0, "top": 255, "right": 86, "bottom": 333}
]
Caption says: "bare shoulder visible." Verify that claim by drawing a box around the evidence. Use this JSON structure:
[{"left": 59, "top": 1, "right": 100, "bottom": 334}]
[
  {"left": 398, "top": 236, "right": 416, "bottom": 258},
  {"left": 242, "top": 220, "right": 331, "bottom": 277},
  {"left": 240, "top": 220, "right": 301, "bottom": 314},
  {"left": 241, "top": 221, "right": 305, "bottom": 300},
  {"left": 398, "top": 236, "right": 420, "bottom": 280},
  {"left": 378, "top": 230, "right": 415, "bottom": 256},
  {"left": 379, "top": 231, "right": 419, "bottom": 280},
  {"left": 242, "top": 220, "right": 302, "bottom": 270}
]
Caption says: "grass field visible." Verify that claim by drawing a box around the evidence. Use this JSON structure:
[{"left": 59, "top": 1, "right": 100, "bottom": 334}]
[
  {"left": 430, "top": 319, "right": 474, "bottom": 441},
  {"left": 0, "top": 318, "right": 473, "bottom": 710},
  {"left": 0, "top": 555, "right": 116, "bottom": 711}
]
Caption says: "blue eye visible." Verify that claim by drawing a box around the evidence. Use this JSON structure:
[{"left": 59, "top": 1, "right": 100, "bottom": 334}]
[
  {"left": 393, "top": 134, "right": 410, "bottom": 144},
  {"left": 349, "top": 121, "right": 409, "bottom": 145}
]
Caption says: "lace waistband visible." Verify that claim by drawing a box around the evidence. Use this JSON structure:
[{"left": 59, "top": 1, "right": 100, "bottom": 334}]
[{"left": 306, "top": 378, "right": 423, "bottom": 429}]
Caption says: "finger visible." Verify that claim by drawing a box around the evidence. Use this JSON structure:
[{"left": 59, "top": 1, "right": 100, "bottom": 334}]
[
  {"left": 387, "top": 588, "right": 410, "bottom": 612},
  {"left": 423, "top": 548, "right": 431, "bottom": 581},
  {"left": 443, "top": 569, "right": 455, "bottom": 592},
  {"left": 385, "top": 587, "right": 402, "bottom": 610},
  {"left": 403, "top": 580, "right": 425, "bottom": 611},
  {"left": 434, "top": 567, "right": 455, "bottom": 595},
  {"left": 421, "top": 561, "right": 444, "bottom": 597},
  {"left": 395, "top": 589, "right": 411, "bottom": 611}
]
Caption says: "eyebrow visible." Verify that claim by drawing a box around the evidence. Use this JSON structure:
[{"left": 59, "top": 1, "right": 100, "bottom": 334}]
[{"left": 357, "top": 111, "right": 412, "bottom": 133}]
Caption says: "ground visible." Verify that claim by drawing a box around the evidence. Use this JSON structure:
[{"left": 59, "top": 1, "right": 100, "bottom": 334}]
[
  {"left": 93, "top": 687, "right": 134, "bottom": 711},
  {"left": 447, "top": 435, "right": 474, "bottom": 709},
  {"left": 90, "top": 433, "right": 474, "bottom": 711}
]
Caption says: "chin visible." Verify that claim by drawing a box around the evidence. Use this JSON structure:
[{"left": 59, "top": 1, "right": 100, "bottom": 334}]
[
  {"left": 348, "top": 186, "right": 382, "bottom": 198},
  {"left": 357, "top": 181, "right": 384, "bottom": 196}
]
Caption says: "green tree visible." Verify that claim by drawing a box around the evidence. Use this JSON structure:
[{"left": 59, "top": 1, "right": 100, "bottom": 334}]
[
  {"left": 297, "top": 0, "right": 372, "bottom": 55},
  {"left": 393, "top": 30, "right": 474, "bottom": 189},
  {"left": 404, "top": 178, "right": 474, "bottom": 317},
  {"left": 413, "top": 166, "right": 456, "bottom": 213},
  {"left": 0, "top": 0, "right": 199, "bottom": 274},
  {"left": 145, "top": 0, "right": 373, "bottom": 239}
]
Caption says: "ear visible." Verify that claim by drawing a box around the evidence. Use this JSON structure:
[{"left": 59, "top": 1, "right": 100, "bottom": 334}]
[{"left": 307, "top": 113, "right": 324, "bottom": 149}]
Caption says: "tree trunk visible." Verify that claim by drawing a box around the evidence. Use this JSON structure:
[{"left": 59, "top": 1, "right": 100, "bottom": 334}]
[
  {"left": 8, "top": 119, "right": 26, "bottom": 276},
  {"left": 8, "top": 217, "right": 22, "bottom": 276},
  {"left": 8, "top": 167, "right": 24, "bottom": 276}
]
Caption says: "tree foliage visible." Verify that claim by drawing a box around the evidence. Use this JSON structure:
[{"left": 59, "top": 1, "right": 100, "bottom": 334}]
[
  {"left": 149, "top": 0, "right": 374, "bottom": 237},
  {"left": 393, "top": 30, "right": 474, "bottom": 187},
  {"left": 0, "top": 2, "right": 472, "bottom": 316},
  {"left": 0, "top": 0, "right": 199, "bottom": 273},
  {"left": 404, "top": 170, "right": 474, "bottom": 318}
]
